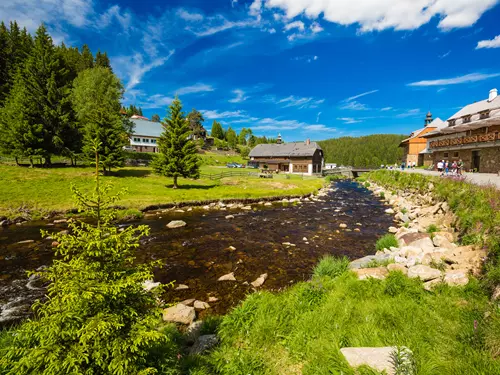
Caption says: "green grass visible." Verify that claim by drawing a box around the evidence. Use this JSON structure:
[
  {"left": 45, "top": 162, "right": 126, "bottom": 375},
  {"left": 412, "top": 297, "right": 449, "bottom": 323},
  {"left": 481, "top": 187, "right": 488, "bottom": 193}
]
[
  {"left": 196, "top": 269, "right": 500, "bottom": 375},
  {"left": 365, "top": 258, "right": 395, "bottom": 268},
  {"left": 313, "top": 255, "right": 350, "bottom": 278},
  {"left": 426, "top": 224, "right": 439, "bottom": 234},
  {"left": 0, "top": 164, "right": 324, "bottom": 219},
  {"left": 198, "top": 152, "right": 246, "bottom": 166},
  {"left": 375, "top": 234, "right": 398, "bottom": 251}
]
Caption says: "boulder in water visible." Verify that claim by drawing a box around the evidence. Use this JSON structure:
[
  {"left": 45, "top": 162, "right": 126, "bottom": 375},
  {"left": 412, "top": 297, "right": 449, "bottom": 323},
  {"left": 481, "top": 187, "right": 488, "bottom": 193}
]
[{"left": 167, "top": 220, "right": 187, "bottom": 229}]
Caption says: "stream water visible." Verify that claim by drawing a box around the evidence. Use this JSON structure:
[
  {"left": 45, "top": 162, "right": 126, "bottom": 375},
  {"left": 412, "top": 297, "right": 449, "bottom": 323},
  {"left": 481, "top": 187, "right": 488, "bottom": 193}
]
[{"left": 0, "top": 181, "right": 394, "bottom": 325}]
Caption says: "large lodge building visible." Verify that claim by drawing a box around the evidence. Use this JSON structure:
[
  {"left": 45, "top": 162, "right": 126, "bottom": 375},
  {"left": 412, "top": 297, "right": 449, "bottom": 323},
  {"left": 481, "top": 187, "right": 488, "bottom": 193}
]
[{"left": 423, "top": 88, "right": 500, "bottom": 173}]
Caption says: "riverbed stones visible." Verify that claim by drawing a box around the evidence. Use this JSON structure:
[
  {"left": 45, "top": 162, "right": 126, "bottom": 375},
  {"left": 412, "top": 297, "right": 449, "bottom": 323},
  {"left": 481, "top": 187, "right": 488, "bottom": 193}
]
[
  {"left": 218, "top": 272, "right": 236, "bottom": 281},
  {"left": 432, "top": 234, "right": 455, "bottom": 249},
  {"left": 162, "top": 304, "right": 196, "bottom": 325},
  {"left": 250, "top": 273, "right": 268, "bottom": 288},
  {"left": 408, "top": 265, "right": 442, "bottom": 281},
  {"left": 399, "top": 232, "right": 430, "bottom": 246},
  {"left": 388, "top": 226, "right": 398, "bottom": 234},
  {"left": 208, "top": 296, "right": 219, "bottom": 302},
  {"left": 384, "top": 208, "right": 395, "bottom": 214},
  {"left": 16, "top": 240, "right": 35, "bottom": 244},
  {"left": 339, "top": 223, "right": 347, "bottom": 229},
  {"left": 225, "top": 215, "right": 235, "bottom": 219},
  {"left": 194, "top": 300, "right": 210, "bottom": 310},
  {"left": 175, "top": 284, "right": 189, "bottom": 290},
  {"left": 189, "top": 334, "right": 219, "bottom": 355},
  {"left": 142, "top": 280, "right": 161, "bottom": 291},
  {"left": 264, "top": 202, "right": 273, "bottom": 206},
  {"left": 387, "top": 263, "right": 408, "bottom": 274},
  {"left": 181, "top": 299, "right": 195, "bottom": 306},
  {"left": 352, "top": 267, "right": 389, "bottom": 280},
  {"left": 167, "top": 220, "right": 187, "bottom": 229},
  {"left": 227, "top": 246, "right": 236, "bottom": 251},
  {"left": 53, "top": 219, "right": 67, "bottom": 224},
  {"left": 444, "top": 270, "right": 469, "bottom": 286},
  {"left": 340, "top": 347, "right": 396, "bottom": 375}
]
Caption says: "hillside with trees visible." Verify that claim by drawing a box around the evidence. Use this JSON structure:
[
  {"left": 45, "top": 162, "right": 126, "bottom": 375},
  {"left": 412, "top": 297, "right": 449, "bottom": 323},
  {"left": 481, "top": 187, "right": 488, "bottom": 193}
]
[{"left": 318, "top": 134, "right": 406, "bottom": 168}]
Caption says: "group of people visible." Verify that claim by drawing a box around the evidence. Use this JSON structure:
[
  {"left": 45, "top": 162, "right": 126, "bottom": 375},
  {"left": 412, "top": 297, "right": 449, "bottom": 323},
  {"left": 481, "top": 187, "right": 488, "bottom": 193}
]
[
  {"left": 400, "top": 161, "right": 417, "bottom": 170},
  {"left": 436, "top": 159, "right": 464, "bottom": 176}
]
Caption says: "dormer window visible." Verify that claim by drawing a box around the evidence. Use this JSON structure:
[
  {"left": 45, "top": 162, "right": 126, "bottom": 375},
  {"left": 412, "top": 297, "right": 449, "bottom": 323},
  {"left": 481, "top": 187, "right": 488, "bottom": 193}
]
[
  {"left": 480, "top": 110, "right": 490, "bottom": 119},
  {"left": 448, "top": 119, "right": 456, "bottom": 127},
  {"left": 462, "top": 115, "right": 472, "bottom": 123}
]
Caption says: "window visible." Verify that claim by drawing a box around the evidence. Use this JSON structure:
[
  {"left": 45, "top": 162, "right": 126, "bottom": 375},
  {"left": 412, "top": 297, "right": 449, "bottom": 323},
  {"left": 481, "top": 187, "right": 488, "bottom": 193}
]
[
  {"left": 453, "top": 152, "right": 459, "bottom": 158},
  {"left": 462, "top": 115, "right": 471, "bottom": 123},
  {"left": 444, "top": 152, "right": 449, "bottom": 158},
  {"left": 480, "top": 111, "right": 490, "bottom": 119},
  {"left": 448, "top": 120, "right": 456, "bottom": 127},
  {"left": 143, "top": 138, "right": 149, "bottom": 143},
  {"left": 151, "top": 139, "right": 157, "bottom": 144},
  {"left": 133, "top": 137, "right": 139, "bottom": 142}
]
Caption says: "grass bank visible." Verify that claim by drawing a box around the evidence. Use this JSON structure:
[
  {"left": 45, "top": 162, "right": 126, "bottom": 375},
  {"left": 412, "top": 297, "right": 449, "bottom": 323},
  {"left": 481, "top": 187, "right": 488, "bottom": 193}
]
[{"left": 0, "top": 164, "right": 324, "bottom": 219}]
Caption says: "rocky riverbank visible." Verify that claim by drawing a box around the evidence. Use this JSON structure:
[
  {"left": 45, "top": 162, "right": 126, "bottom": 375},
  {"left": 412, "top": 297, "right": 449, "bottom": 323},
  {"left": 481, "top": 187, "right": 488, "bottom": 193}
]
[{"left": 349, "top": 181, "right": 488, "bottom": 289}]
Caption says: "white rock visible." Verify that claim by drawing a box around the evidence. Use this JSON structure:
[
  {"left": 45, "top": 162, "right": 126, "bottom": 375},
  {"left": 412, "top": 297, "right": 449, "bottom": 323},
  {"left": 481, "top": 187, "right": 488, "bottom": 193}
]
[
  {"left": 142, "top": 280, "right": 160, "bottom": 291},
  {"left": 218, "top": 272, "right": 236, "bottom": 281},
  {"left": 225, "top": 215, "right": 235, "bottom": 219},
  {"left": 302, "top": 237, "right": 308, "bottom": 241},
  {"left": 388, "top": 227, "right": 398, "bottom": 234},
  {"left": 167, "top": 220, "right": 187, "bottom": 229},
  {"left": 264, "top": 202, "right": 273, "bottom": 206},
  {"left": 194, "top": 300, "right": 211, "bottom": 310},
  {"left": 53, "top": 219, "right": 67, "bottom": 224},
  {"left": 180, "top": 299, "right": 195, "bottom": 306},
  {"left": 242, "top": 206, "right": 252, "bottom": 210},
  {"left": 250, "top": 273, "right": 268, "bottom": 288},
  {"left": 385, "top": 208, "right": 395, "bottom": 214},
  {"left": 408, "top": 265, "right": 442, "bottom": 281},
  {"left": 387, "top": 263, "right": 408, "bottom": 274},
  {"left": 339, "top": 223, "right": 348, "bottom": 229},
  {"left": 444, "top": 270, "right": 469, "bottom": 286},
  {"left": 340, "top": 347, "right": 396, "bottom": 375},
  {"left": 208, "top": 296, "right": 219, "bottom": 302},
  {"left": 407, "top": 237, "right": 435, "bottom": 253},
  {"left": 175, "top": 284, "right": 189, "bottom": 290},
  {"left": 162, "top": 304, "right": 196, "bottom": 325},
  {"left": 228, "top": 246, "right": 236, "bottom": 251},
  {"left": 432, "top": 235, "right": 455, "bottom": 249}
]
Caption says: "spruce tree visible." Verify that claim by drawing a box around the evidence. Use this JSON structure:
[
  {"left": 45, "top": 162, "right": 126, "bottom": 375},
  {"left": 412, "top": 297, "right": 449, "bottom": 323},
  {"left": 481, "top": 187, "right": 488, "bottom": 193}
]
[
  {"left": 226, "top": 127, "right": 237, "bottom": 149},
  {"left": 71, "top": 67, "right": 127, "bottom": 174},
  {"left": 1, "top": 143, "right": 176, "bottom": 374},
  {"left": 210, "top": 120, "right": 224, "bottom": 139},
  {"left": 95, "top": 49, "right": 112, "bottom": 71},
  {"left": 78, "top": 44, "right": 94, "bottom": 71},
  {"left": 0, "top": 22, "right": 9, "bottom": 104},
  {"left": 151, "top": 113, "right": 160, "bottom": 122},
  {"left": 152, "top": 97, "right": 200, "bottom": 188}
]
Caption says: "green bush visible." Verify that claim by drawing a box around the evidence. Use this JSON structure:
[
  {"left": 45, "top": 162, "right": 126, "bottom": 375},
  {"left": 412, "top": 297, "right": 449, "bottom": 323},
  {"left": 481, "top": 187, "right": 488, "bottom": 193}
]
[
  {"left": 326, "top": 174, "right": 344, "bottom": 183},
  {"left": 376, "top": 234, "right": 398, "bottom": 251},
  {"left": 313, "top": 255, "right": 350, "bottom": 278},
  {"left": 426, "top": 224, "right": 439, "bottom": 234},
  {"left": 124, "top": 151, "right": 156, "bottom": 161}
]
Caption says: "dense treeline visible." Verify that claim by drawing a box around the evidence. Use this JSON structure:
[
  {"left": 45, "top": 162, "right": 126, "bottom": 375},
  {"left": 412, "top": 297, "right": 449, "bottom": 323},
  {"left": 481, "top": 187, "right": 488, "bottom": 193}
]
[
  {"left": 0, "top": 21, "right": 128, "bottom": 171},
  {"left": 318, "top": 134, "right": 406, "bottom": 168}
]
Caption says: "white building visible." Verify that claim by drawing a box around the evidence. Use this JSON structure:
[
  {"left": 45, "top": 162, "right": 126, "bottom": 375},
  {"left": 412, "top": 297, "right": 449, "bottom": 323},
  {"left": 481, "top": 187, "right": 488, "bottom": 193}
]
[{"left": 129, "top": 118, "right": 162, "bottom": 153}]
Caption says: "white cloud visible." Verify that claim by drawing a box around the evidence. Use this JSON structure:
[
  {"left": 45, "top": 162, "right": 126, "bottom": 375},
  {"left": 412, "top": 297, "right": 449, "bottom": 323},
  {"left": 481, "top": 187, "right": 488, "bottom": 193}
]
[
  {"left": 140, "top": 94, "right": 174, "bottom": 109},
  {"left": 175, "top": 83, "right": 215, "bottom": 95},
  {"left": 99, "top": 5, "right": 132, "bottom": 31},
  {"left": 380, "top": 107, "right": 393, "bottom": 111},
  {"left": 284, "top": 20, "right": 305, "bottom": 32},
  {"left": 439, "top": 50, "right": 451, "bottom": 59},
  {"left": 229, "top": 89, "right": 249, "bottom": 103},
  {"left": 201, "top": 110, "right": 248, "bottom": 119},
  {"left": 337, "top": 117, "right": 363, "bottom": 124},
  {"left": 304, "top": 124, "right": 336, "bottom": 132},
  {"left": 176, "top": 9, "right": 204, "bottom": 22},
  {"left": 0, "top": 0, "right": 94, "bottom": 32},
  {"left": 268, "top": 28, "right": 277, "bottom": 34},
  {"left": 476, "top": 35, "right": 500, "bottom": 49},
  {"left": 310, "top": 22, "right": 323, "bottom": 34},
  {"left": 112, "top": 51, "right": 175, "bottom": 91},
  {"left": 396, "top": 109, "right": 421, "bottom": 118},
  {"left": 254, "top": 118, "right": 304, "bottom": 130},
  {"left": 313, "top": 55, "right": 318, "bottom": 60},
  {"left": 249, "top": 0, "right": 263, "bottom": 17},
  {"left": 231, "top": 0, "right": 238, "bottom": 8},
  {"left": 190, "top": 17, "right": 259, "bottom": 37},
  {"left": 263, "top": 0, "right": 498, "bottom": 31},
  {"left": 344, "top": 90, "right": 379, "bottom": 102},
  {"left": 316, "top": 111, "right": 322, "bottom": 122},
  {"left": 340, "top": 101, "right": 369, "bottom": 110},
  {"left": 265, "top": 94, "right": 324, "bottom": 109},
  {"left": 408, "top": 72, "right": 500, "bottom": 86}
]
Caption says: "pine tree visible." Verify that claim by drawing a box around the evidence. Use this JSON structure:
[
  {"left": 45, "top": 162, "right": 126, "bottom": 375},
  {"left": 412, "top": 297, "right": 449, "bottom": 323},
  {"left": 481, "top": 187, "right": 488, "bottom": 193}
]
[
  {"left": 238, "top": 128, "right": 248, "bottom": 145},
  {"left": 95, "top": 49, "right": 112, "bottom": 71},
  {"left": 0, "top": 22, "right": 9, "bottom": 104},
  {"left": 187, "top": 108, "right": 206, "bottom": 139},
  {"left": 152, "top": 97, "right": 200, "bottom": 188},
  {"left": 78, "top": 44, "right": 94, "bottom": 72},
  {"left": 138, "top": 107, "right": 143, "bottom": 116},
  {"left": 151, "top": 113, "right": 160, "bottom": 122},
  {"left": 1, "top": 144, "right": 176, "bottom": 374},
  {"left": 248, "top": 134, "right": 256, "bottom": 148},
  {"left": 210, "top": 120, "right": 224, "bottom": 139},
  {"left": 226, "top": 127, "right": 237, "bottom": 149},
  {"left": 71, "top": 67, "right": 127, "bottom": 174}
]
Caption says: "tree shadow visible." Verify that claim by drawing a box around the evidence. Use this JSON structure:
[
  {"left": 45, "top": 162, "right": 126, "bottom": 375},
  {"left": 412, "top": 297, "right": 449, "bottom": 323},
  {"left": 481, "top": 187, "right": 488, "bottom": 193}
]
[
  {"left": 114, "top": 169, "right": 152, "bottom": 178},
  {"left": 165, "top": 184, "right": 217, "bottom": 190}
]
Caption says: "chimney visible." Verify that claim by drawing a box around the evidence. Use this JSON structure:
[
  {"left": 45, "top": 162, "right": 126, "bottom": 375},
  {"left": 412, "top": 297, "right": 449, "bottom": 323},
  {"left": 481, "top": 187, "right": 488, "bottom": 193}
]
[
  {"left": 305, "top": 138, "right": 310, "bottom": 145},
  {"left": 489, "top": 88, "right": 498, "bottom": 102},
  {"left": 276, "top": 133, "right": 282, "bottom": 144}
]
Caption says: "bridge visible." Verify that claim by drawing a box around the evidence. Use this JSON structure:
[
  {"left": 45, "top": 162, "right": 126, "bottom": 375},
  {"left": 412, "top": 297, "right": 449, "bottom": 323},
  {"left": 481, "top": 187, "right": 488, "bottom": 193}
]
[{"left": 322, "top": 168, "right": 376, "bottom": 178}]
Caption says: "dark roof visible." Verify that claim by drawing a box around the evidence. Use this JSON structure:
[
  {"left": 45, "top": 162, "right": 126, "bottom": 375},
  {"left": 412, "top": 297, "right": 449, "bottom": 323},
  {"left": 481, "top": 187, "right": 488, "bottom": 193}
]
[
  {"left": 249, "top": 142, "right": 322, "bottom": 158},
  {"left": 131, "top": 118, "right": 163, "bottom": 138}
]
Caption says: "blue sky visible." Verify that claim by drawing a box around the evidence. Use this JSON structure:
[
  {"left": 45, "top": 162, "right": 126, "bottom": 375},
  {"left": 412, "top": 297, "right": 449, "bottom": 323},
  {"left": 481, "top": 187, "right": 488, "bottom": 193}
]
[{"left": 2, "top": 0, "right": 500, "bottom": 141}]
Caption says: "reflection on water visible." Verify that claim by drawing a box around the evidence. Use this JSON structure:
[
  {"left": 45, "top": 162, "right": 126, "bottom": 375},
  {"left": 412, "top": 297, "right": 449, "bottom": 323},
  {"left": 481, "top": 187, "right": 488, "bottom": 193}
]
[{"left": 0, "top": 181, "right": 393, "bottom": 325}]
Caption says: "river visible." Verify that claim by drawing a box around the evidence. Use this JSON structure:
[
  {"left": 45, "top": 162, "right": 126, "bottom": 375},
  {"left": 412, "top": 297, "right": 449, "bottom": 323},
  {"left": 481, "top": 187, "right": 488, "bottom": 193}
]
[{"left": 0, "top": 180, "right": 393, "bottom": 325}]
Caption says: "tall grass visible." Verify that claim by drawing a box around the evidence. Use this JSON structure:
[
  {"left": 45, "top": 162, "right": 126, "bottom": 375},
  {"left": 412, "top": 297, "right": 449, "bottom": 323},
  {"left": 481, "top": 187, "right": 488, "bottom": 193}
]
[
  {"left": 376, "top": 234, "right": 398, "bottom": 251},
  {"left": 313, "top": 255, "right": 350, "bottom": 278}
]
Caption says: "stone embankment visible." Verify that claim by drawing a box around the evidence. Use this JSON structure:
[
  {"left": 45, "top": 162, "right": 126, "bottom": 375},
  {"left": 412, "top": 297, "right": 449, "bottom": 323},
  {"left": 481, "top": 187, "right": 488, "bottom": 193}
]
[{"left": 350, "top": 182, "right": 487, "bottom": 289}]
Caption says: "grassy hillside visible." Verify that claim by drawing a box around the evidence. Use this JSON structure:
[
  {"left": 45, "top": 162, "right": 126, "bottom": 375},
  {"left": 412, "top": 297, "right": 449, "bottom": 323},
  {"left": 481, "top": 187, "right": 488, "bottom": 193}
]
[{"left": 318, "top": 134, "right": 406, "bottom": 168}]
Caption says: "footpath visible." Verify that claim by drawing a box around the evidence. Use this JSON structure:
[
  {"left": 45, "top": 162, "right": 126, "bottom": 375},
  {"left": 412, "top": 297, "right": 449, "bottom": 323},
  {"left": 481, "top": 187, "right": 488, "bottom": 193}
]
[{"left": 401, "top": 168, "right": 500, "bottom": 189}]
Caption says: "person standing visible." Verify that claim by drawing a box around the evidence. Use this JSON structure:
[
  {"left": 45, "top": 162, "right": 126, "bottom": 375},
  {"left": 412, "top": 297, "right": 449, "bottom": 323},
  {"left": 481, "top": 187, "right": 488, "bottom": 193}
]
[
  {"left": 457, "top": 159, "right": 464, "bottom": 175},
  {"left": 452, "top": 160, "right": 458, "bottom": 175},
  {"left": 412, "top": 161, "right": 416, "bottom": 169},
  {"left": 445, "top": 160, "right": 449, "bottom": 175},
  {"left": 437, "top": 160, "right": 443, "bottom": 173}
]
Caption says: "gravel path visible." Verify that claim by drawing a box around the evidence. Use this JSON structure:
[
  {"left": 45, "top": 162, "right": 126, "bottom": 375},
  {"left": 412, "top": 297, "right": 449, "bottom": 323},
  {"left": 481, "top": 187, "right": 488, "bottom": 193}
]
[{"left": 401, "top": 169, "right": 500, "bottom": 189}]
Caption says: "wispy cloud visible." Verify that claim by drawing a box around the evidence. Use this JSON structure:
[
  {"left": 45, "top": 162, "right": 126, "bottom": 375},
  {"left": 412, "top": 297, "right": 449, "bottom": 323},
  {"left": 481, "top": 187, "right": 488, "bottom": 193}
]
[
  {"left": 344, "top": 90, "right": 379, "bottom": 102},
  {"left": 395, "top": 109, "right": 421, "bottom": 118},
  {"left": 176, "top": 8, "right": 204, "bottom": 22},
  {"left": 228, "top": 89, "right": 249, "bottom": 103},
  {"left": 140, "top": 94, "right": 174, "bottom": 109},
  {"left": 284, "top": 21, "right": 305, "bottom": 32},
  {"left": 380, "top": 107, "right": 393, "bottom": 111},
  {"left": 98, "top": 5, "right": 132, "bottom": 31},
  {"left": 175, "top": 83, "right": 215, "bottom": 95},
  {"left": 113, "top": 51, "right": 175, "bottom": 91},
  {"left": 337, "top": 117, "right": 363, "bottom": 124},
  {"left": 316, "top": 112, "right": 322, "bottom": 123},
  {"left": 201, "top": 110, "right": 248, "bottom": 119},
  {"left": 439, "top": 50, "right": 451, "bottom": 59},
  {"left": 292, "top": 55, "right": 319, "bottom": 63},
  {"left": 476, "top": 35, "right": 500, "bottom": 49},
  {"left": 340, "top": 101, "right": 369, "bottom": 111},
  {"left": 264, "top": 95, "right": 325, "bottom": 109},
  {"left": 304, "top": 124, "right": 336, "bottom": 132},
  {"left": 408, "top": 72, "right": 500, "bottom": 86},
  {"left": 253, "top": 118, "right": 304, "bottom": 130}
]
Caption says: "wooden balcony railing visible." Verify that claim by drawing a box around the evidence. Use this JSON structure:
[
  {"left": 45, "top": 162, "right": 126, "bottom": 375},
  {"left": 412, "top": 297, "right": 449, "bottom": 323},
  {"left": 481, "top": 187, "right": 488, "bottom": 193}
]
[{"left": 429, "top": 132, "right": 499, "bottom": 149}]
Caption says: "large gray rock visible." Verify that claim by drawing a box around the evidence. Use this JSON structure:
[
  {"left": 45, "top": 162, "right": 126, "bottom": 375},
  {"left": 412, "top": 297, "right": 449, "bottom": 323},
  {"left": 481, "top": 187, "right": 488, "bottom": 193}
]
[
  {"left": 352, "top": 267, "right": 389, "bottom": 280},
  {"left": 340, "top": 347, "right": 396, "bottom": 375},
  {"left": 387, "top": 263, "right": 408, "bottom": 275},
  {"left": 399, "top": 232, "right": 430, "bottom": 246},
  {"left": 189, "top": 334, "right": 219, "bottom": 355},
  {"left": 432, "top": 235, "right": 455, "bottom": 249},
  {"left": 444, "top": 270, "right": 469, "bottom": 286},
  {"left": 406, "top": 237, "right": 435, "bottom": 253},
  {"left": 408, "top": 265, "right": 442, "bottom": 281},
  {"left": 194, "top": 300, "right": 210, "bottom": 310},
  {"left": 162, "top": 304, "right": 196, "bottom": 325},
  {"left": 167, "top": 220, "right": 187, "bottom": 229},
  {"left": 251, "top": 273, "right": 268, "bottom": 288}
]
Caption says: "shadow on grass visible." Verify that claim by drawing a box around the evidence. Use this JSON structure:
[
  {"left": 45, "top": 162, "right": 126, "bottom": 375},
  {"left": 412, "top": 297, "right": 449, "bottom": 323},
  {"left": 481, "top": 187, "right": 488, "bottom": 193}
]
[
  {"left": 164, "top": 184, "right": 217, "bottom": 190},
  {"left": 114, "top": 169, "right": 152, "bottom": 178}
]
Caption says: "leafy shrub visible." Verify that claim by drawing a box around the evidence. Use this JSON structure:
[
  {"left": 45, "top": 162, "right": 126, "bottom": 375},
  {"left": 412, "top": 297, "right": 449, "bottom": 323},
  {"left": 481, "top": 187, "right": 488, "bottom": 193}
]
[
  {"left": 376, "top": 234, "right": 398, "bottom": 251},
  {"left": 124, "top": 151, "right": 156, "bottom": 161},
  {"left": 380, "top": 191, "right": 385, "bottom": 199},
  {"left": 426, "top": 224, "right": 439, "bottom": 234},
  {"left": 366, "top": 258, "right": 394, "bottom": 268},
  {"left": 313, "top": 255, "right": 350, "bottom": 278}
]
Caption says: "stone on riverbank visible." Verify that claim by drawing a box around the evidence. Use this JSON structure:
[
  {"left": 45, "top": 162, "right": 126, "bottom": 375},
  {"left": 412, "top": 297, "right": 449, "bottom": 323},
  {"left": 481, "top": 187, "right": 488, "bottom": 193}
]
[
  {"left": 17, "top": 240, "right": 35, "bottom": 244},
  {"left": 387, "top": 263, "right": 408, "bottom": 274},
  {"left": 167, "top": 220, "right": 187, "bottom": 229},
  {"left": 175, "top": 284, "right": 189, "bottom": 290},
  {"left": 225, "top": 215, "right": 235, "bottom": 219},
  {"left": 352, "top": 267, "right": 389, "bottom": 280},
  {"left": 444, "top": 270, "right": 469, "bottom": 286},
  {"left": 142, "top": 280, "right": 160, "bottom": 291},
  {"left": 189, "top": 334, "right": 219, "bottom": 355},
  {"left": 251, "top": 273, "right": 268, "bottom": 288},
  {"left": 53, "top": 219, "right": 67, "bottom": 224},
  {"left": 194, "top": 300, "right": 210, "bottom": 310},
  {"left": 218, "top": 272, "right": 236, "bottom": 281},
  {"left": 388, "top": 226, "right": 398, "bottom": 233},
  {"left": 385, "top": 208, "right": 395, "bottom": 214},
  {"left": 407, "top": 265, "right": 442, "bottom": 281},
  {"left": 339, "top": 223, "right": 347, "bottom": 229},
  {"left": 181, "top": 299, "right": 195, "bottom": 306},
  {"left": 340, "top": 347, "right": 396, "bottom": 375},
  {"left": 162, "top": 304, "right": 196, "bottom": 325}
]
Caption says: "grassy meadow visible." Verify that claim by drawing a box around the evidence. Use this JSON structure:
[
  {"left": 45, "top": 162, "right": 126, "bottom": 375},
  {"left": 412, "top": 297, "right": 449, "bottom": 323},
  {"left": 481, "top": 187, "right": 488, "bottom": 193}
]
[{"left": 0, "top": 163, "right": 324, "bottom": 219}]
